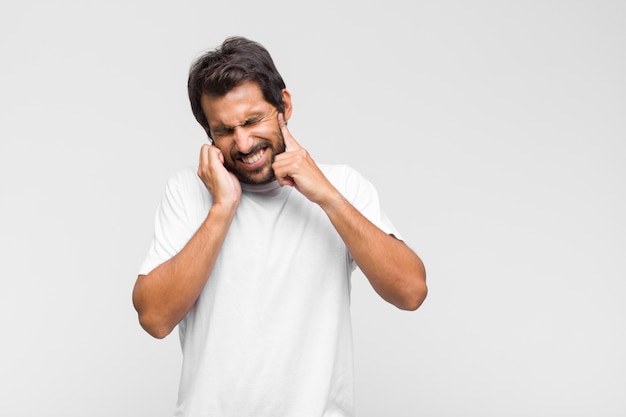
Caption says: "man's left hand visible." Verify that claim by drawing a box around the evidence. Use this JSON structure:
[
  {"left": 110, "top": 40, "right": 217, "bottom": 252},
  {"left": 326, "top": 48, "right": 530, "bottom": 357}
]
[{"left": 272, "top": 113, "right": 340, "bottom": 206}]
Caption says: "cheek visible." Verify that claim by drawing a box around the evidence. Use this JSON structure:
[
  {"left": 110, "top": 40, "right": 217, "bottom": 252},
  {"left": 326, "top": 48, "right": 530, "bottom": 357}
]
[
  {"left": 273, "top": 127, "right": 286, "bottom": 153},
  {"left": 245, "top": 126, "right": 282, "bottom": 150},
  {"left": 264, "top": 125, "right": 284, "bottom": 148}
]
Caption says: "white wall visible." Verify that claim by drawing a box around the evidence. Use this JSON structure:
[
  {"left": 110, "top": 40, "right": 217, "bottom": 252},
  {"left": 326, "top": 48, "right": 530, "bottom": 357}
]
[{"left": 1, "top": 1, "right": 624, "bottom": 416}]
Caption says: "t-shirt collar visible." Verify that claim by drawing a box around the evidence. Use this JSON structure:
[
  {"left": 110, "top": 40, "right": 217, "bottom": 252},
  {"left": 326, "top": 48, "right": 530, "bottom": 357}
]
[{"left": 240, "top": 180, "right": 282, "bottom": 194}]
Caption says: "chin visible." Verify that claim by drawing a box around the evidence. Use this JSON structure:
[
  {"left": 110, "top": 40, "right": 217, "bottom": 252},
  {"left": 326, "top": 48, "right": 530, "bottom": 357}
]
[
  {"left": 231, "top": 165, "right": 276, "bottom": 185},
  {"left": 238, "top": 173, "right": 276, "bottom": 185}
]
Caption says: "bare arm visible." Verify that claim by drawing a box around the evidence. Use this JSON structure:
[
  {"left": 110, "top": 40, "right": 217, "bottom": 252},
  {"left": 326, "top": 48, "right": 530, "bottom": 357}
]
[
  {"left": 272, "top": 115, "right": 427, "bottom": 310},
  {"left": 132, "top": 145, "right": 241, "bottom": 338},
  {"left": 321, "top": 194, "right": 426, "bottom": 310}
]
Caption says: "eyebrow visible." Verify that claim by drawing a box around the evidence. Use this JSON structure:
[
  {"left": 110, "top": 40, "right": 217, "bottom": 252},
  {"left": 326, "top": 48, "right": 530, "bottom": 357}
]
[{"left": 211, "top": 111, "right": 269, "bottom": 134}]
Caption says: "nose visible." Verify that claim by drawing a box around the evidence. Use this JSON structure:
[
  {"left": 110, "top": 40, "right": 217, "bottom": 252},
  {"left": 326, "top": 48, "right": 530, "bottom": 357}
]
[{"left": 233, "top": 126, "right": 254, "bottom": 154}]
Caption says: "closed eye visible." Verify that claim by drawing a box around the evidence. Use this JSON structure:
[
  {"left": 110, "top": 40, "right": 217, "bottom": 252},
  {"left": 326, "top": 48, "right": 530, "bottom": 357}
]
[
  {"left": 210, "top": 110, "right": 276, "bottom": 140},
  {"left": 211, "top": 126, "right": 234, "bottom": 139},
  {"left": 242, "top": 116, "right": 263, "bottom": 127}
]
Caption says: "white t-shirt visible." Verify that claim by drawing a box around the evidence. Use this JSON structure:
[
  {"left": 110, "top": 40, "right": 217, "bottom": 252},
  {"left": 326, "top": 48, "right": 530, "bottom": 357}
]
[{"left": 139, "top": 164, "right": 400, "bottom": 417}]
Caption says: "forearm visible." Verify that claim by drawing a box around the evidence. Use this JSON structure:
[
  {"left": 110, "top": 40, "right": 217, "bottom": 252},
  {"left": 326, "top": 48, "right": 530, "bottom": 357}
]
[
  {"left": 270, "top": 121, "right": 426, "bottom": 310},
  {"left": 132, "top": 203, "right": 236, "bottom": 338},
  {"left": 321, "top": 192, "right": 427, "bottom": 310}
]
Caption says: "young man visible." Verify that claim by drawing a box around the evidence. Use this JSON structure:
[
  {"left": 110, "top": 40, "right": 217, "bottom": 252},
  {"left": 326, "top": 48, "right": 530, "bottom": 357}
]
[{"left": 133, "top": 36, "right": 427, "bottom": 417}]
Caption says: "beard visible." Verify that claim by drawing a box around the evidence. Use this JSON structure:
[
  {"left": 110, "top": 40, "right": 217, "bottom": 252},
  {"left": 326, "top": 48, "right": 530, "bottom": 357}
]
[{"left": 225, "top": 134, "right": 286, "bottom": 185}]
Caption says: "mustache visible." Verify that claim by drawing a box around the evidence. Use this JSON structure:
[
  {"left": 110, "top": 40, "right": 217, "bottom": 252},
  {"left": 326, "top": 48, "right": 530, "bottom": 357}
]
[
  {"left": 231, "top": 141, "right": 270, "bottom": 160},
  {"left": 231, "top": 138, "right": 286, "bottom": 161}
]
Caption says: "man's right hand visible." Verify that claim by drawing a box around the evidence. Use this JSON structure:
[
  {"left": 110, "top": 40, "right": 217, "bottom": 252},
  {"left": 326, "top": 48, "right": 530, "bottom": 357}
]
[
  {"left": 197, "top": 144, "right": 242, "bottom": 210},
  {"left": 133, "top": 144, "right": 242, "bottom": 339}
]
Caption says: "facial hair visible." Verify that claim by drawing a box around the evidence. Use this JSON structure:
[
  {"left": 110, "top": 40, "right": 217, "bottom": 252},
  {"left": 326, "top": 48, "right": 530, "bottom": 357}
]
[{"left": 225, "top": 132, "right": 286, "bottom": 185}]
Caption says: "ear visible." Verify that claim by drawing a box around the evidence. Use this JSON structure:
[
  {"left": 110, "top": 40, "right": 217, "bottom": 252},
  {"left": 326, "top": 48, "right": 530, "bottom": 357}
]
[{"left": 281, "top": 89, "right": 293, "bottom": 121}]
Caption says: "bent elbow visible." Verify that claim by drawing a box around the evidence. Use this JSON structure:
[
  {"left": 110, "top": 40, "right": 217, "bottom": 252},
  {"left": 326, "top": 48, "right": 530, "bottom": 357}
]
[
  {"left": 397, "top": 278, "right": 428, "bottom": 311},
  {"left": 138, "top": 312, "right": 175, "bottom": 339},
  {"left": 401, "top": 283, "right": 428, "bottom": 311},
  {"left": 133, "top": 275, "right": 175, "bottom": 339},
  {"left": 399, "top": 255, "right": 427, "bottom": 311}
]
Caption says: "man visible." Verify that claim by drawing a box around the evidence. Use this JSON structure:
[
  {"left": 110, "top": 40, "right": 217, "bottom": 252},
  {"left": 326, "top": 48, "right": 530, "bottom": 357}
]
[{"left": 133, "top": 36, "right": 427, "bottom": 417}]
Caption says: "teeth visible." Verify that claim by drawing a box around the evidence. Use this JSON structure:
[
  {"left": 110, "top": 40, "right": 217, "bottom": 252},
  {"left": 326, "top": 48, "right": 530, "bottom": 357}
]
[{"left": 242, "top": 148, "right": 265, "bottom": 164}]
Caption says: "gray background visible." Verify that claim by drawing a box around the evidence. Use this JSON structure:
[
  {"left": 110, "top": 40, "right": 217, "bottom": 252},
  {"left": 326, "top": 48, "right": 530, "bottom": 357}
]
[{"left": 1, "top": 1, "right": 624, "bottom": 416}]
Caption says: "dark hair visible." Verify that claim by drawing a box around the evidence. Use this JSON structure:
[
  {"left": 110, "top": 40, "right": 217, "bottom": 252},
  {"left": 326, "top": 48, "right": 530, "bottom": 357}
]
[{"left": 188, "top": 36, "right": 286, "bottom": 138}]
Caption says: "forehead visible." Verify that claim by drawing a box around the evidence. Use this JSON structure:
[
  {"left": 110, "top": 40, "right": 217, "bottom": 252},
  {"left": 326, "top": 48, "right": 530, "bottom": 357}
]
[{"left": 201, "top": 81, "right": 270, "bottom": 127}]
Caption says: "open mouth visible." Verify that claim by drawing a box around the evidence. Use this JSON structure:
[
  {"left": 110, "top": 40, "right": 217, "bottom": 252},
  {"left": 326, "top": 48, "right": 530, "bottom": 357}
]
[{"left": 240, "top": 147, "right": 267, "bottom": 165}]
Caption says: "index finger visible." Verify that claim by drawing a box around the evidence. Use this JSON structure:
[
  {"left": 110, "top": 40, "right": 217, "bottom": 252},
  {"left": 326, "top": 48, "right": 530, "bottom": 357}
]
[
  {"left": 278, "top": 113, "right": 301, "bottom": 152},
  {"left": 200, "top": 143, "right": 225, "bottom": 167}
]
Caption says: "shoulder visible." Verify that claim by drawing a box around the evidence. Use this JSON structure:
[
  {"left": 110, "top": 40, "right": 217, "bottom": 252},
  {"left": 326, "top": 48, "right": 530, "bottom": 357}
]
[
  {"left": 318, "top": 163, "right": 377, "bottom": 202},
  {"left": 318, "top": 163, "right": 360, "bottom": 183},
  {"left": 164, "top": 166, "right": 205, "bottom": 192},
  {"left": 166, "top": 165, "right": 200, "bottom": 186},
  {"left": 163, "top": 166, "right": 212, "bottom": 205}
]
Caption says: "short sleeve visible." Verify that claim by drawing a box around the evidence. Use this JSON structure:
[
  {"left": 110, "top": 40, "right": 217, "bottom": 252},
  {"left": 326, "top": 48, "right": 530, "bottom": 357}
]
[
  {"left": 321, "top": 164, "right": 403, "bottom": 239},
  {"left": 138, "top": 170, "right": 200, "bottom": 276}
]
